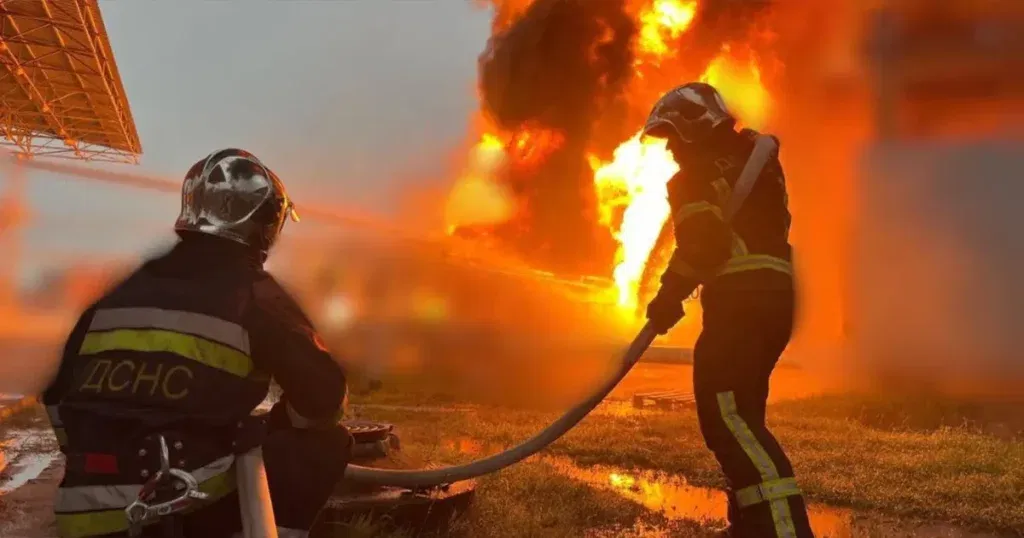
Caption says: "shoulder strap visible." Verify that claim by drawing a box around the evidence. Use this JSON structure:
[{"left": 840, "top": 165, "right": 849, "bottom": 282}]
[{"left": 722, "top": 134, "right": 779, "bottom": 222}]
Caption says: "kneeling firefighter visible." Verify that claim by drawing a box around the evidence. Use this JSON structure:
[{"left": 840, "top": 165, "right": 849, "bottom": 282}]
[
  {"left": 642, "top": 83, "right": 814, "bottom": 538},
  {"left": 42, "top": 149, "right": 352, "bottom": 538}
]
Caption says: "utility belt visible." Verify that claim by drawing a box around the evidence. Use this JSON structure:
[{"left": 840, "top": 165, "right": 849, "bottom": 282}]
[
  {"left": 63, "top": 433, "right": 228, "bottom": 482},
  {"left": 55, "top": 420, "right": 267, "bottom": 538}
]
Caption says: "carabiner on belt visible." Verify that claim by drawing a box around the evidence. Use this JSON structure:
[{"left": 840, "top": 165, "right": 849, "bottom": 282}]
[{"left": 125, "top": 435, "right": 210, "bottom": 537}]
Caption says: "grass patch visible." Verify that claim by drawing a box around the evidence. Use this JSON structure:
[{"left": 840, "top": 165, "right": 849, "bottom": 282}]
[{"left": 351, "top": 388, "right": 1024, "bottom": 535}]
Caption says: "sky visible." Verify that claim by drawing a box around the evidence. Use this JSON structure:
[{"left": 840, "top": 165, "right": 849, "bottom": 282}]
[{"left": 11, "top": 1, "right": 493, "bottom": 281}]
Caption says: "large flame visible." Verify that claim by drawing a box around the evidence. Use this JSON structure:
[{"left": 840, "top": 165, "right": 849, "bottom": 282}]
[
  {"left": 449, "top": 0, "right": 773, "bottom": 320},
  {"left": 591, "top": 134, "right": 677, "bottom": 309},
  {"left": 590, "top": 1, "right": 773, "bottom": 313},
  {"left": 636, "top": 0, "right": 698, "bottom": 58},
  {"left": 444, "top": 134, "right": 513, "bottom": 233},
  {"left": 445, "top": 125, "right": 566, "bottom": 234}
]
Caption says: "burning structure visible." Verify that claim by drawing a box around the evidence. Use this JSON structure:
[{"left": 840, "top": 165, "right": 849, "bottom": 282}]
[
  {"left": 445, "top": 0, "right": 778, "bottom": 327},
  {"left": 309, "top": 0, "right": 1023, "bottom": 391}
]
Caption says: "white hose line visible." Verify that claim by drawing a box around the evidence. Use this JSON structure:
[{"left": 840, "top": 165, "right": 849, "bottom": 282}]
[{"left": 343, "top": 323, "right": 656, "bottom": 488}]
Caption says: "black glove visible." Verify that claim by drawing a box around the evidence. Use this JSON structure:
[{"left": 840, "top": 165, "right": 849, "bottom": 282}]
[{"left": 645, "top": 274, "right": 695, "bottom": 335}]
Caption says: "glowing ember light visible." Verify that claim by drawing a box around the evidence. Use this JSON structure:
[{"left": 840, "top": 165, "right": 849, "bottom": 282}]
[
  {"left": 591, "top": 133, "right": 679, "bottom": 311},
  {"left": 509, "top": 125, "right": 566, "bottom": 168},
  {"left": 609, "top": 472, "right": 638, "bottom": 489},
  {"left": 323, "top": 294, "right": 356, "bottom": 329},
  {"left": 701, "top": 45, "right": 772, "bottom": 130},
  {"left": 444, "top": 134, "right": 514, "bottom": 233},
  {"left": 637, "top": 0, "right": 698, "bottom": 57}
]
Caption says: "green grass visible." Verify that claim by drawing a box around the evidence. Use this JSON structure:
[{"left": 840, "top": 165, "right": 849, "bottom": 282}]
[
  {"left": 345, "top": 383, "right": 1024, "bottom": 537},
  {"left": 326, "top": 435, "right": 715, "bottom": 538}
]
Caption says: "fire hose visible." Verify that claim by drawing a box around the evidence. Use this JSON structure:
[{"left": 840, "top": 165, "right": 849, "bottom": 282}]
[
  {"left": 341, "top": 133, "right": 780, "bottom": 488},
  {"left": 343, "top": 322, "right": 658, "bottom": 488}
]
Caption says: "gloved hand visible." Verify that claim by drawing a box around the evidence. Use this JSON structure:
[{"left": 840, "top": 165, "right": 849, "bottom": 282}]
[{"left": 645, "top": 274, "right": 693, "bottom": 335}]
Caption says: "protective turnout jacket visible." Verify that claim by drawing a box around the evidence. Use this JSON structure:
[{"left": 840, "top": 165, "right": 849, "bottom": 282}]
[
  {"left": 663, "top": 127, "right": 793, "bottom": 293},
  {"left": 42, "top": 236, "right": 347, "bottom": 538}
]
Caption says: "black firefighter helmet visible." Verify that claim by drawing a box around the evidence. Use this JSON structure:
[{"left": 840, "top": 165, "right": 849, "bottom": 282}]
[{"left": 641, "top": 82, "right": 736, "bottom": 145}]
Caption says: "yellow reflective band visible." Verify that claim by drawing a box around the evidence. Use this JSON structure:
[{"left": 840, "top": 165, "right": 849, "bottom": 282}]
[
  {"left": 55, "top": 465, "right": 236, "bottom": 538},
  {"left": 89, "top": 308, "right": 251, "bottom": 354},
  {"left": 730, "top": 234, "right": 749, "bottom": 257},
  {"left": 717, "top": 391, "right": 799, "bottom": 538},
  {"left": 80, "top": 329, "right": 253, "bottom": 378},
  {"left": 735, "top": 477, "right": 802, "bottom": 508},
  {"left": 674, "top": 200, "right": 723, "bottom": 224},
  {"left": 719, "top": 254, "right": 792, "bottom": 277},
  {"left": 711, "top": 178, "right": 731, "bottom": 207}
]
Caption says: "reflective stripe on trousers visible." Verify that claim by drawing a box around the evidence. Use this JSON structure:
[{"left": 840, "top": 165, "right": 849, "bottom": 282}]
[
  {"left": 55, "top": 455, "right": 236, "bottom": 538},
  {"left": 717, "top": 391, "right": 801, "bottom": 538},
  {"left": 735, "top": 476, "right": 802, "bottom": 508},
  {"left": 80, "top": 308, "right": 254, "bottom": 378}
]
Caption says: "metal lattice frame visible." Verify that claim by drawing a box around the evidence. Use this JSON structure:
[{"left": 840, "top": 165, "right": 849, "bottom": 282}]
[{"left": 0, "top": 0, "right": 141, "bottom": 163}]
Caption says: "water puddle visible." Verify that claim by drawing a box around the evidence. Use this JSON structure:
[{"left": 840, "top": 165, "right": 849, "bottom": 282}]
[
  {"left": 0, "top": 427, "right": 57, "bottom": 495},
  {"left": 0, "top": 453, "right": 55, "bottom": 493},
  {"left": 542, "top": 455, "right": 1003, "bottom": 538}
]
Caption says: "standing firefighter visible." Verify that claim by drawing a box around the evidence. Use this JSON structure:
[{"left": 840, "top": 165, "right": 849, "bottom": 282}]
[
  {"left": 42, "top": 149, "right": 352, "bottom": 538},
  {"left": 642, "top": 84, "right": 814, "bottom": 538}
]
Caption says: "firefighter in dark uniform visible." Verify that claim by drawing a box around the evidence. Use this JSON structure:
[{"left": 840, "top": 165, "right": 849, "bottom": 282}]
[
  {"left": 642, "top": 83, "right": 814, "bottom": 538},
  {"left": 42, "top": 148, "right": 352, "bottom": 538}
]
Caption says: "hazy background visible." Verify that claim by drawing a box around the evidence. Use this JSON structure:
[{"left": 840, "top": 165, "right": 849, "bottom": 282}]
[
  {"left": 16, "top": 1, "right": 492, "bottom": 282},
  {"left": 3, "top": 1, "right": 1023, "bottom": 399}
]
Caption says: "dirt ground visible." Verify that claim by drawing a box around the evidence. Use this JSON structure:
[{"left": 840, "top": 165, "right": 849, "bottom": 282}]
[{"left": 0, "top": 408, "right": 60, "bottom": 538}]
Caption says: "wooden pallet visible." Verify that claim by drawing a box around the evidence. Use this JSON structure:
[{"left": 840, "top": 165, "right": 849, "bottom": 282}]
[{"left": 632, "top": 390, "right": 696, "bottom": 410}]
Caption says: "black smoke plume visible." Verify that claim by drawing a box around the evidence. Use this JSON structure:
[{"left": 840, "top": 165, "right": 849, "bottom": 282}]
[
  {"left": 467, "top": 0, "right": 776, "bottom": 278},
  {"left": 472, "top": 0, "right": 636, "bottom": 275}
]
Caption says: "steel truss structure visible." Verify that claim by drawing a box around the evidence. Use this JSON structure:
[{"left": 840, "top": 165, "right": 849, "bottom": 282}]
[{"left": 0, "top": 0, "right": 141, "bottom": 163}]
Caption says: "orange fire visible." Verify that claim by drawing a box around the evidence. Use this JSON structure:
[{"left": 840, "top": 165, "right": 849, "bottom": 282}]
[
  {"left": 450, "top": 0, "right": 774, "bottom": 319},
  {"left": 445, "top": 124, "right": 566, "bottom": 234},
  {"left": 636, "top": 0, "right": 698, "bottom": 58},
  {"left": 590, "top": 1, "right": 773, "bottom": 313},
  {"left": 444, "top": 133, "right": 513, "bottom": 234},
  {"left": 590, "top": 134, "right": 677, "bottom": 309}
]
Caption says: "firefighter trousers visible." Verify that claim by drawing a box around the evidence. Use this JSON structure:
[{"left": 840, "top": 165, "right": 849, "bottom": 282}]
[
  {"left": 694, "top": 285, "right": 814, "bottom": 538},
  {"left": 99, "top": 424, "right": 351, "bottom": 538}
]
